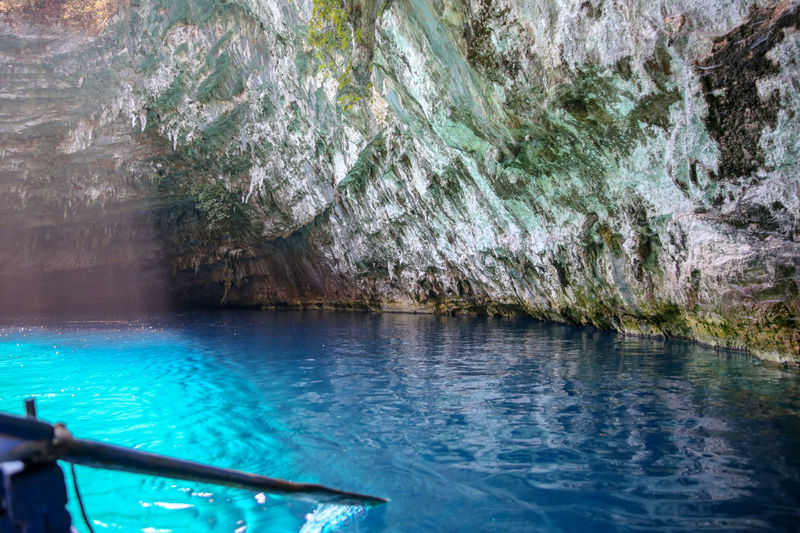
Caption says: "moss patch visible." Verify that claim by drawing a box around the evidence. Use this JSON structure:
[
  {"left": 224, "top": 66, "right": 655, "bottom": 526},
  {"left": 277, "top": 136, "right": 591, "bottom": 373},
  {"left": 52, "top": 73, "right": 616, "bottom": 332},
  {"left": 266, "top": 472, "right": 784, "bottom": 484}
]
[
  {"left": 191, "top": 180, "right": 252, "bottom": 235},
  {"left": 463, "top": 0, "right": 520, "bottom": 80},
  {"left": 196, "top": 51, "right": 244, "bottom": 103},
  {"left": 338, "top": 133, "right": 387, "bottom": 196},
  {"left": 150, "top": 73, "right": 185, "bottom": 116},
  {"left": 194, "top": 104, "right": 246, "bottom": 156}
]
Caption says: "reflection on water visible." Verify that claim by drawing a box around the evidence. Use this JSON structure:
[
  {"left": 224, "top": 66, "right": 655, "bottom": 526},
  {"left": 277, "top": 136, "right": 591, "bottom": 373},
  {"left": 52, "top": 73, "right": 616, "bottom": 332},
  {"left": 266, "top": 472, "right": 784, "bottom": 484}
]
[
  {"left": 1, "top": 311, "right": 799, "bottom": 532},
  {"left": 299, "top": 504, "right": 366, "bottom": 533}
]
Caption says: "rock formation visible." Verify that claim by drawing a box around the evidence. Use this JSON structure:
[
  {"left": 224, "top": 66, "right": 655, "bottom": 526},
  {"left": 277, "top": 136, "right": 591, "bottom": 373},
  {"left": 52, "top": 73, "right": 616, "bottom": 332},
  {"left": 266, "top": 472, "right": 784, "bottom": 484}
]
[{"left": 1, "top": 0, "right": 798, "bottom": 362}]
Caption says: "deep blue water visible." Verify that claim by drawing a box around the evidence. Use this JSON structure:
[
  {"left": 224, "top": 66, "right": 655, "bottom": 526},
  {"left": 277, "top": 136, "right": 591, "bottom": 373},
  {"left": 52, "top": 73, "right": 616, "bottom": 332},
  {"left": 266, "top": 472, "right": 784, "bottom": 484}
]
[{"left": 1, "top": 311, "right": 799, "bottom": 532}]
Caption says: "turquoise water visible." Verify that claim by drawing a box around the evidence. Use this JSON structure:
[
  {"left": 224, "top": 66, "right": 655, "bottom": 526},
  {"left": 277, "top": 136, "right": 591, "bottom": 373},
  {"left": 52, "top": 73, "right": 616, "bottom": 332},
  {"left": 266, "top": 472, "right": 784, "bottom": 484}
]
[{"left": 1, "top": 311, "right": 799, "bottom": 532}]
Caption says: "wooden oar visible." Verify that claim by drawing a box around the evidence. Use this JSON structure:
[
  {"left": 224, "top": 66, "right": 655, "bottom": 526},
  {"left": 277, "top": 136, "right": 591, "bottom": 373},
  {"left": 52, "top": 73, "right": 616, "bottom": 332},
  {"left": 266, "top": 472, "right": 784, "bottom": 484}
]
[{"left": 0, "top": 412, "right": 387, "bottom": 507}]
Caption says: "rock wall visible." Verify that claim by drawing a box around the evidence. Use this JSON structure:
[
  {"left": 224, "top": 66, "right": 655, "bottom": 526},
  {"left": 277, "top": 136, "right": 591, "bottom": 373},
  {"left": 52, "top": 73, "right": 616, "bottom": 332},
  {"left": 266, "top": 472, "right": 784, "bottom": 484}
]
[
  {"left": 0, "top": 14, "right": 174, "bottom": 315},
  {"left": 1, "top": 0, "right": 799, "bottom": 361}
]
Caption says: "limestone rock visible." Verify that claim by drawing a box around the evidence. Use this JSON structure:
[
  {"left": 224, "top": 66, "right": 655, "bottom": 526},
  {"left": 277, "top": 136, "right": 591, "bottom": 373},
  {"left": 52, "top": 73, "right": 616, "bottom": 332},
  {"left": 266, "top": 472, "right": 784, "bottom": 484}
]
[{"left": 1, "top": 0, "right": 799, "bottom": 362}]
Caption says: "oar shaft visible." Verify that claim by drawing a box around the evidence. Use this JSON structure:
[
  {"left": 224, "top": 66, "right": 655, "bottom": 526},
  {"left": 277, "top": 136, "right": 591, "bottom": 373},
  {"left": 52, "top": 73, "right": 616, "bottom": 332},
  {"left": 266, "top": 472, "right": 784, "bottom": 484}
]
[
  {"left": 0, "top": 411, "right": 387, "bottom": 506},
  {"left": 0, "top": 412, "right": 54, "bottom": 441},
  {"left": 62, "top": 438, "right": 386, "bottom": 506}
]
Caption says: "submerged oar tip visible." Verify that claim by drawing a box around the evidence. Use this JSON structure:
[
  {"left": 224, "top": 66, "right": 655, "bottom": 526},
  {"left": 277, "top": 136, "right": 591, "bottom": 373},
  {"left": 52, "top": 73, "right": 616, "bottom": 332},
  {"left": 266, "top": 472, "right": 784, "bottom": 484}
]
[
  {"left": 370, "top": 496, "right": 389, "bottom": 507},
  {"left": 314, "top": 487, "right": 389, "bottom": 507},
  {"left": 358, "top": 494, "right": 389, "bottom": 507}
]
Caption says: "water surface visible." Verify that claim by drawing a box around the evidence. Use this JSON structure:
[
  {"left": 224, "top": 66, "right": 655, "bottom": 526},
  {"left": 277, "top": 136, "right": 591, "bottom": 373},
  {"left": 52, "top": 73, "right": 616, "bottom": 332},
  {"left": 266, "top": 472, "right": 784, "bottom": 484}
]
[{"left": 1, "top": 311, "right": 799, "bottom": 532}]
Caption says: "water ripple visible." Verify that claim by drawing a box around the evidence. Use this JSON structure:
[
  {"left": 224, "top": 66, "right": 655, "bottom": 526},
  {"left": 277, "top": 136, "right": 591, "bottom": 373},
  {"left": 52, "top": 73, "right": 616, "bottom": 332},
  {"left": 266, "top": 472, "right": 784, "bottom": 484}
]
[{"left": 1, "top": 312, "right": 799, "bottom": 531}]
